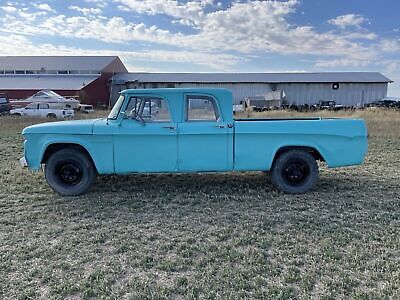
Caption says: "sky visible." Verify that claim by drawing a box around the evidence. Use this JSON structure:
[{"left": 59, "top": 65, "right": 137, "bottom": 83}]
[{"left": 0, "top": 0, "right": 399, "bottom": 95}]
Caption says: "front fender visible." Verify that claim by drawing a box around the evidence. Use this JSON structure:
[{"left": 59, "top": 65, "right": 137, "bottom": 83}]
[{"left": 24, "top": 134, "right": 114, "bottom": 174}]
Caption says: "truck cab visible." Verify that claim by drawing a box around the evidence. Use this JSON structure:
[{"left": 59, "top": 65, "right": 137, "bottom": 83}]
[{"left": 107, "top": 89, "right": 235, "bottom": 173}]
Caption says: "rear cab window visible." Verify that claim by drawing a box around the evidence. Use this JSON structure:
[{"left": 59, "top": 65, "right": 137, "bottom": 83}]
[{"left": 185, "top": 95, "right": 221, "bottom": 122}]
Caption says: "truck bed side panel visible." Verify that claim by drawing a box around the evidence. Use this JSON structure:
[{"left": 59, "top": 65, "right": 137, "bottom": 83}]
[{"left": 234, "top": 119, "right": 368, "bottom": 171}]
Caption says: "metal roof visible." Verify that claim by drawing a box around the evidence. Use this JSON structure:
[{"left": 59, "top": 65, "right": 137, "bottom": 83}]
[
  {"left": 121, "top": 87, "right": 230, "bottom": 94},
  {"left": 0, "top": 75, "right": 99, "bottom": 90},
  {"left": 113, "top": 72, "right": 392, "bottom": 84},
  {"left": 0, "top": 56, "right": 123, "bottom": 72}
]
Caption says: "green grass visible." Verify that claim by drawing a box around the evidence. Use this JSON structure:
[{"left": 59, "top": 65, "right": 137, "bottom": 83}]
[{"left": 0, "top": 111, "right": 399, "bottom": 299}]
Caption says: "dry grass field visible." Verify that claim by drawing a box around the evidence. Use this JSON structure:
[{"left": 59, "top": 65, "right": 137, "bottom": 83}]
[{"left": 0, "top": 110, "right": 399, "bottom": 299}]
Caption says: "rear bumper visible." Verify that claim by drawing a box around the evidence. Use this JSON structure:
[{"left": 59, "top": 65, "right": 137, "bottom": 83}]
[{"left": 19, "top": 157, "right": 28, "bottom": 168}]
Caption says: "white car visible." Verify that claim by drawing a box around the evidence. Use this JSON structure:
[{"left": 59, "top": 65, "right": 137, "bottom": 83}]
[
  {"left": 10, "top": 90, "right": 80, "bottom": 109},
  {"left": 10, "top": 102, "right": 74, "bottom": 119},
  {"left": 233, "top": 104, "right": 244, "bottom": 114},
  {"left": 78, "top": 104, "right": 94, "bottom": 114}
]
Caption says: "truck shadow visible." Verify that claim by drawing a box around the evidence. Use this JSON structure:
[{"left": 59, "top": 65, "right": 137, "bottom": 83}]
[
  {"left": 93, "top": 172, "right": 275, "bottom": 195},
  {"left": 87, "top": 171, "right": 377, "bottom": 205}
]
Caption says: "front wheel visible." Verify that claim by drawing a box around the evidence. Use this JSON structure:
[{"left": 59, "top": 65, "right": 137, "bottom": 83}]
[
  {"left": 45, "top": 148, "right": 96, "bottom": 196},
  {"left": 271, "top": 150, "right": 318, "bottom": 194}
]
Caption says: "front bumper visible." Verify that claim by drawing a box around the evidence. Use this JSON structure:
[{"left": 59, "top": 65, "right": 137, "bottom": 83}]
[{"left": 20, "top": 157, "right": 28, "bottom": 168}]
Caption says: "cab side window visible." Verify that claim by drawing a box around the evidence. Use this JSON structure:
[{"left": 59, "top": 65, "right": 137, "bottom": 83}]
[
  {"left": 125, "top": 96, "right": 171, "bottom": 122},
  {"left": 186, "top": 95, "right": 219, "bottom": 121}
]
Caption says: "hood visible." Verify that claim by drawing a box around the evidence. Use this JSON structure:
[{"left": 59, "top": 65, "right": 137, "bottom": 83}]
[{"left": 22, "top": 118, "right": 101, "bottom": 135}]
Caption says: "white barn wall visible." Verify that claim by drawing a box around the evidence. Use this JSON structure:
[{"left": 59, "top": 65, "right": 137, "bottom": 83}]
[
  {"left": 112, "top": 81, "right": 388, "bottom": 107},
  {"left": 176, "top": 83, "right": 272, "bottom": 104},
  {"left": 277, "top": 82, "right": 388, "bottom": 106}
]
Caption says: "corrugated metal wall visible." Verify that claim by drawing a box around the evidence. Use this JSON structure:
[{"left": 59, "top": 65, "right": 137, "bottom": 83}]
[
  {"left": 277, "top": 82, "right": 388, "bottom": 106},
  {"left": 112, "top": 82, "right": 388, "bottom": 106},
  {"left": 176, "top": 83, "right": 272, "bottom": 104}
]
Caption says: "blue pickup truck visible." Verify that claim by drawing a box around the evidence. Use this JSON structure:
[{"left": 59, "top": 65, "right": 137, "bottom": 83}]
[{"left": 21, "top": 88, "right": 368, "bottom": 196}]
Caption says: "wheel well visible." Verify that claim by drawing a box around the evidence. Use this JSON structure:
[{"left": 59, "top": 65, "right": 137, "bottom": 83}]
[
  {"left": 273, "top": 146, "right": 325, "bottom": 164},
  {"left": 42, "top": 143, "right": 97, "bottom": 171}
]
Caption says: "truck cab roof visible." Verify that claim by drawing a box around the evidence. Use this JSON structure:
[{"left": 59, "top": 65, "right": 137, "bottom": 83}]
[
  {"left": 120, "top": 87, "right": 231, "bottom": 95},
  {"left": 119, "top": 88, "right": 234, "bottom": 122}
]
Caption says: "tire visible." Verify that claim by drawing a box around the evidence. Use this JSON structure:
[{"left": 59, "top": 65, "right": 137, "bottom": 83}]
[
  {"left": 47, "top": 113, "right": 57, "bottom": 118},
  {"left": 45, "top": 148, "right": 96, "bottom": 196},
  {"left": 12, "top": 113, "right": 21, "bottom": 117},
  {"left": 271, "top": 150, "right": 318, "bottom": 194}
]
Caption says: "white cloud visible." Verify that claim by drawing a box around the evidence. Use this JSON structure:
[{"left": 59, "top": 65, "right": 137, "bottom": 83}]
[
  {"left": 68, "top": 6, "right": 102, "bottom": 16},
  {"left": 0, "top": 33, "right": 241, "bottom": 70},
  {"left": 33, "top": 3, "right": 55, "bottom": 12},
  {"left": 343, "top": 32, "right": 377, "bottom": 40},
  {"left": 382, "top": 61, "right": 400, "bottom": 95},
  {"left": 115, "top": 0, "right": 217, "bottom": 26},
  {"left": 0, "top": 0, "right": 386, "bottom": 71},
  {"left": 84, "top": 0, "right": 109, "bottom": 8},
  {"left": 328, "top": 14, "right": 367, "bottom": 29},
  {"left": 0, "top": 13, "right": 180, "bottom": 44},
  {"left": 384, "top": 61, "right": 400, "bottom": 74},
  {"left": 107, "top": 0, "right": 376, "bottom": 61},
  {"left": 381, "top": 39, "right": 400, "bottom": 52},
  {"left": 315, "top": 58, "right": 372, "bottom": 68},
  {"left": 1, "top": 5, "right": 18, "bottom": 13}
]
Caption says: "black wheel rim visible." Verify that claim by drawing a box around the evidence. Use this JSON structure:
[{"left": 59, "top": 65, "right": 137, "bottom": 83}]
[
  {"left": 282, "top": 159, "right": 310, "bottom": 186},
  {"left": 57, "top": 162, "right": 82, "bottom": 185}
]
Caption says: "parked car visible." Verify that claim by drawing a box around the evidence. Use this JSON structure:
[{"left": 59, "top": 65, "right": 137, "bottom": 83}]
[
  {"left": 78, "top": 104, "right": 94, "bottom": 114},
  {"left": 20, "top": 88, "right": 368, "bottom": 196},
  {"left": 233, "top": 103, "right": 245, "bottom": 114},
  {"left": 0, "top": 93, "right": 11, "bottom": 115},
  {"left": 315, "top": 100, "right": 344, "bottom": 111},
  {"left": 367, "top": 98, "right": 400, "bottom": 108},
  {"left": 10, "top": 90, "right": 80, "bottom": 109},
  {"left": 10, "top": 102, "right": 74, "bottom": 118}
]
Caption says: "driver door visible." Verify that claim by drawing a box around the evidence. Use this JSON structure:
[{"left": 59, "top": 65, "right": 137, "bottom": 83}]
[
  {"left": 113, "top": 95, "right": 178, "bottom": 173},
  {"left": 24, "top": 103, "right": 38, "bottom": 116}
]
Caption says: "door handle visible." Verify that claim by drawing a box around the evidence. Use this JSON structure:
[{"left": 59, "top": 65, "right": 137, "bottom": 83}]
[{"left": 162, "top": 126, "right": 176, "bottom": 130}]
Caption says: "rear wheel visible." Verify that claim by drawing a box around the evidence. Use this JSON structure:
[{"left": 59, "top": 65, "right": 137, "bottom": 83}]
[
  {"left": 47, "top": 113, "right": 57, "bottom": 118},
  {"left": 271, "top": 150, "right": 318, "bottom": 194},
  {"left": 45, "top": 148, "right": 96, "bottom": 196}
]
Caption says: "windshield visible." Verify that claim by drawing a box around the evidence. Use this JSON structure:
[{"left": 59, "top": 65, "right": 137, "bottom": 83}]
[{"left": 108, "top": 95, "right": 125, "bottom": 120}]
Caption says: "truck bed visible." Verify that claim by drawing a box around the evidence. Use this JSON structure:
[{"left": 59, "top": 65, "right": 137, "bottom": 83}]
[
  {"left": 233, "top": 118, "right": 368, "bottom": 171},
  {"left": 234, "top": 117, "right": 322, "bottom": 121}
]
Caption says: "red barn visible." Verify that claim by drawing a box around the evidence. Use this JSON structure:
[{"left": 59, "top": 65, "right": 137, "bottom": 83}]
[{"left": 0, "top": 56, "right": 128, "bottom": 107}]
